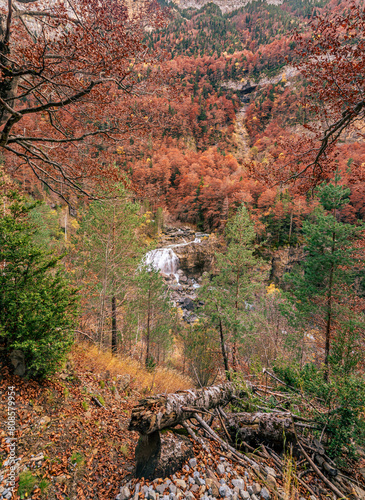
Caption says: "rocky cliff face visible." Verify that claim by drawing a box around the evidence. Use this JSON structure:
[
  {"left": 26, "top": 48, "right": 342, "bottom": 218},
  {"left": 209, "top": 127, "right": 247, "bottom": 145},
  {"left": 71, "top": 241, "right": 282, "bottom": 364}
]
[
  {"left": 158, "top": 227, "right": 224, "bottom": 278},
  {"left": 167, "top": 0, "right": 282, "bottom": 14},
  {"left": 269, "top": 246, "right": 305, "bottom": 284},
  {"left": 152, "top": 226, "right": 304, "bottom": 322},
  {"left": 151, "top": 226, "right": 224, "bottom": 322}
]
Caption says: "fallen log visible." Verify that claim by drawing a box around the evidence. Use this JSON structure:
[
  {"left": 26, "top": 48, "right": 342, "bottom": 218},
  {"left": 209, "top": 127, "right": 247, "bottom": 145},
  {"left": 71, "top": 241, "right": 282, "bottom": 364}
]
[
  {"left": 129, "top": 383, "right": 247, "bottom": 435},
  {"left": 225, "top": 411, "right": 296, "bottom": 449}
]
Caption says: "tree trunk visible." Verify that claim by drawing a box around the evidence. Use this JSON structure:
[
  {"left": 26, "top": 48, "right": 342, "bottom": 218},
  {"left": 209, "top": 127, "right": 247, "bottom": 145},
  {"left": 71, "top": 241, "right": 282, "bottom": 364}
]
[
  {"left": 218, "top": 315, "right": 230, "bottom": 381},
  {"left": 324, "top": 230, "right": 335, "bottom": 381},
  {"left": 111, "top": 295, "right": 117, "bottom": 353},
  {"left": 145, "top": 287, "right": 151, "bottom": 367},
  {"left": 129, "top": 383, "right": 246, "bottom": 435},
  {"left": 226, "top": 411, "right": 296, "bottom": 449}
]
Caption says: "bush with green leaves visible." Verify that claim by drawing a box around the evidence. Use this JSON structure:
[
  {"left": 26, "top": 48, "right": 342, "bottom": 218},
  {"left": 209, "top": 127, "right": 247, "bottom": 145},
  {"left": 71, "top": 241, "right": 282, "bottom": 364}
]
[
  {"left": 0, "top": 185, "right": 78, "bottom": 378},
  {"left": 273, "top": 361, "right": 365, "bottom": 459}
]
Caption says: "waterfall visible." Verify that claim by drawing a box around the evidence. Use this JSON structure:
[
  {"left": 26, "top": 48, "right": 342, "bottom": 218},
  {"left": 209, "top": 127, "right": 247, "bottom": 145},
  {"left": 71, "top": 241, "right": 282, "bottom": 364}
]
[
  {"left": 143, "top": 248, "right": 180, "bottom": 278},
  {"left": 165, "top": 237, "right": 201, "bottom": 249},
  {"left": 143, "top": 232, "right": 205, "bottom": 282}
]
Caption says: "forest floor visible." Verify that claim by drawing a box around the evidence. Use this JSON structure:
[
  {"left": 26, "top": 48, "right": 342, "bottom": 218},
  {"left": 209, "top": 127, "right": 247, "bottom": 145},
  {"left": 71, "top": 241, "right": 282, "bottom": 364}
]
[{"left": 1, "top": 344, "right": 364, "bottom": 500}]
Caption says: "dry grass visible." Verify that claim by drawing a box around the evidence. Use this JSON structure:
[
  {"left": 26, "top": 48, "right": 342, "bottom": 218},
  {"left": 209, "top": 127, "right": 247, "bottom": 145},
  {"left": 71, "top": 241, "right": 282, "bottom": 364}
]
[
  {"left": 70, "top": 342, "right": 193, "bottom": 394},
  {"left": 282, "top": 451, "right": 299, "bottom": 500}
]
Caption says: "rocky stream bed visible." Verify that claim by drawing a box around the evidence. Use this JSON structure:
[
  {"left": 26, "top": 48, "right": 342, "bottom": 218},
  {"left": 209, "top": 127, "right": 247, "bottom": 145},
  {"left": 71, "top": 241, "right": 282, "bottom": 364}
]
[{"left": 144, "top": 227, "right": 223, "bottom": 323}]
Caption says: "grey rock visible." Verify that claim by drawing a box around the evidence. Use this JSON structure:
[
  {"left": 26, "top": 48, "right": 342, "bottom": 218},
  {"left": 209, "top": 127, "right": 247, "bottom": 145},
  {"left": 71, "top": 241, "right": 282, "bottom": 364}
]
[
  {"left": 175, "top": 479, "right": 186, "bottom": 490},
  {"left": 143, "top": 485, "right": 151, "bottom": 495},
  {"left": 217, "top": 463, "right": 225, "bottom": 475},
  {"left": 10, "top": 349, "right": 26, "bottom": 376},
  {"left": 239, "top": 491, "right": 250, "bottom": 500},
  {"left": 182, "top": 297, "right": 195, "bottom": 311},
  {"left": 117, "top": 486, "right": 131, "bottom": 500},
  {"left": 147, "top": 491, "right": 157, "bottom": 500},
  {"left": 253, "top": 483, "right": 261, "bottom": 495},
  {"left": 264, "top": 467, "right": 276, "bottom": 478},
  {"left": 169, "top": 484, "right": 177, "bottom": 494},
  {"left": 266, "top": 475, "right": 277, "bottom": 489},
  {"left": 183, "top": 465, "right": 190, "bottom": 472},
  {"left": 193, "top": 471, "right": 200, "bottom": 479},
  {"left": 189, "top": 458, "right": 197, "bottom": 468},
  {"left": 220, "top": 478, "right": 226, "bottom": 484},
  {"left": 244, "top": 472, "right": 249, "bottom": 478},
  {"left": 232, "top": 479, "right": 245, "bottom": 490},
  {"left": 260, "top": 487, "right": 270, "bottom": 500},
  {"left": 188, "top": 476, "right": 195, "bottom": 485},
  {"left": 156, "top": 484, "right": 167, "bottom": 494},
  {"left": 5, "top": 493, "right": 12, "bottom": 500},
  {"left": 196, "top": 477, "right": 206, "bottom": 486},
  {"left": 251, "top": 496, "right": 260, "bottom": 500},
  {"left": 219, "top": 485, "right": 233, "bottom": 498},
  {"left": 185, "top": 493, "right": 195, "bottom": 500},
  {"left": 219, "top": 485, "right": 228, "bottom": 497},
  {"left": 247, "top": 486, "right": 254, "bottom": 495}
]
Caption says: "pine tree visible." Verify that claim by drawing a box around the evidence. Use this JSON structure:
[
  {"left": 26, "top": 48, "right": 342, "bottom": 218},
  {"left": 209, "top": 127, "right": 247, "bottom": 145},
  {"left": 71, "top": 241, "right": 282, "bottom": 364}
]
[
  {"left": 75, "top": 184, "right": 141, "bottom": 351},
  {"left": 286, "top": 179, "right": 365, "bottom": 379},
  {"left": 133, "top": 266, "right": 173, "bottom": 368},
  {"left": 199, "top": 204, "right": 263, "bottom": 378},
  {"left": 0, "top": 176, "right": 78, "bottom": 378}
]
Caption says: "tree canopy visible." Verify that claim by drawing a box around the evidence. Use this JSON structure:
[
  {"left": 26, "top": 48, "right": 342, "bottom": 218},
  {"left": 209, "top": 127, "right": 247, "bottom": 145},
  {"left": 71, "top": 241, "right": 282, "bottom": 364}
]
[{"left": 0, "top": 0, "right": 164, "bottom": 200}]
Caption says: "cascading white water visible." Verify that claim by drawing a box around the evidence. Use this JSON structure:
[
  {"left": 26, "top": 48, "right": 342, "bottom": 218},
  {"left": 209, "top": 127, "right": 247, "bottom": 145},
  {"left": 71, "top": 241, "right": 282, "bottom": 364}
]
[
  {"left": 143, "top": 233, "right": 205, "bottom": 282},
  {"left": 143, "top": 248, "right": 180, "bottom": 278},
  {"left": 166, "top": 237, "right": 201, "bottom": 249}
]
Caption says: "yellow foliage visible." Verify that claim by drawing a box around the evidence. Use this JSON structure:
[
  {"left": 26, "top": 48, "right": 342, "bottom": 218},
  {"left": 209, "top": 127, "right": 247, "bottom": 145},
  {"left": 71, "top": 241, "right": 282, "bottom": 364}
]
[
  {"left": 267, "top": 283, "right": 280, "bottom": 295},
  {"left": 71, "top": 344, "right": 192, "bottom": 394}
]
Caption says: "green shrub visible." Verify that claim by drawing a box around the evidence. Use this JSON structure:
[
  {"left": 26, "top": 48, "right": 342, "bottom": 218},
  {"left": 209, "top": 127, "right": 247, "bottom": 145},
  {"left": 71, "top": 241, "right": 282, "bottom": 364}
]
[
  {"left": 0, "top": 183, "right": 78, "bottom": 378},
  {"left": 273, "top": 362, "right": 365, "bottom": 459},
  {"left": 18, "top": 471, "right": 37, "bottom": 497}
]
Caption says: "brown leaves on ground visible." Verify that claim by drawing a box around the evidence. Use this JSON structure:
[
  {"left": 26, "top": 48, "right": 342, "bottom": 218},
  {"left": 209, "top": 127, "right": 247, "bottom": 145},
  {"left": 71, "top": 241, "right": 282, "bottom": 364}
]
[{"left": 0, "top": 344, "right": 191, "bottom": 500}]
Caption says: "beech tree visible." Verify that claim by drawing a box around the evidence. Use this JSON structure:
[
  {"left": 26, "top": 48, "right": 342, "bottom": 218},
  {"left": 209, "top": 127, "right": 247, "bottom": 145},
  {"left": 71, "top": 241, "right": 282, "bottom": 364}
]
[
  {"left": 294, "top": 4, "right": 365, "bottom": 173},
  {"left": 251, "top": 5, "right": 365, "bottom": 191},
  {"left": 0, "top": 0, "right": 163, "bottom": 199}
]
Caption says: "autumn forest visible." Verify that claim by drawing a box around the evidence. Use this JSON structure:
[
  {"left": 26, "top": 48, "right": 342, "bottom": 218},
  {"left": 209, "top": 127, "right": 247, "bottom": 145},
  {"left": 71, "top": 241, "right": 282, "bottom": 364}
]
[{"left": 1, "top": 0, "right": 365, "bottom": 498}]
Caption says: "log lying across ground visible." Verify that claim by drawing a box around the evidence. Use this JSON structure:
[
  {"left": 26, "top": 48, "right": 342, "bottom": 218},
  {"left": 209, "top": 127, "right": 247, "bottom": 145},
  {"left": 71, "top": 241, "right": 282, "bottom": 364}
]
[
  {"left": 129, "top": 383, "right": 247, "bottom": 435},
  {"left": 226, "top": 411, "right": 296, "bottom": 449},
  {"left": 127, "top": 383, "right": 362, "bottom": 498},
  {"left": 129, "top": 383, "right": 248, "bottom": 478}
]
